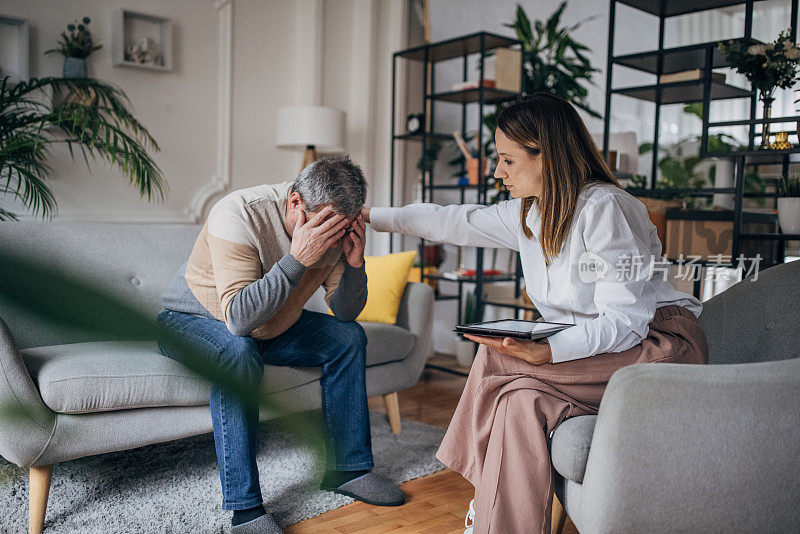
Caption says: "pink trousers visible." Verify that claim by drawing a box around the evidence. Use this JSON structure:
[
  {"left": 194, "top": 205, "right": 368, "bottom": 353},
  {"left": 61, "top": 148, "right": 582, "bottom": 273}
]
[{"left": 436, "top": 305, "right": 709, "bottom": 534}]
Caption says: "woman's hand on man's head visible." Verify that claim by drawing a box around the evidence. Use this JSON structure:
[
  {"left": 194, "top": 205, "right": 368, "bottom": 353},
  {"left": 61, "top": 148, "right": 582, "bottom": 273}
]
[
  {"left": 361, "top": 206, "right": 371, "bottom": 224},
  {"left": 463, "top": 334, "right": 553, "bottom": 365}
]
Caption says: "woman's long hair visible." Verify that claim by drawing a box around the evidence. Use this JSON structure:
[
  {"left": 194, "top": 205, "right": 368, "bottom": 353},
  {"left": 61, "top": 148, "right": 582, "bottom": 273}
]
[{"left": 496, "top": 93, "right": 621, "bottom": 265}]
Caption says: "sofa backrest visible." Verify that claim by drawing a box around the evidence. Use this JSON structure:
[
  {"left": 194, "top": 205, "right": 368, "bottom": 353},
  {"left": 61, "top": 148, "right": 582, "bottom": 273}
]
[
  {"left": 0, "top": 222, "right": 201, "bottom": 349},
  {"left": 699, "top": 259, "right": 800, "bottom": 365}
]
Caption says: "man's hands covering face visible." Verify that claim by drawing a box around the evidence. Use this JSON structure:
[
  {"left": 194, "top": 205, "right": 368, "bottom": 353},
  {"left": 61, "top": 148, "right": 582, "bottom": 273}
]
[
  {"left": 341, "top": 213, "right": 366, "bottom": 268},
  {"left": 290, "top": 206, "right": 351, "bottom": 267}
]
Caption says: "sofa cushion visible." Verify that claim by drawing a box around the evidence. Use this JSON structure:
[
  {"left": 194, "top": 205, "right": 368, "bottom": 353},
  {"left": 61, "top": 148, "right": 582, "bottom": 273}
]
[
  {"left": 21, "top": 323, "right": 416, "bottom": 414},
  {"left": 550, "top": 415, "right": 597, "bottom": 484},
  {"left": 362, "top": 322, "right": 416, "bottom": 365},
  {"left": 21, "top": 341, "right": 321, "bottom": 414}
]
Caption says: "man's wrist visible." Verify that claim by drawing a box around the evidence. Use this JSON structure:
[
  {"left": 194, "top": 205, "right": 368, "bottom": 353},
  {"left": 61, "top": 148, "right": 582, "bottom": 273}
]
[
  {"left": 280, "top": 253, "right": 308, "bottom": 282},
  {"left": 346, "top": 257, "right": 365, "bottom": 269}
]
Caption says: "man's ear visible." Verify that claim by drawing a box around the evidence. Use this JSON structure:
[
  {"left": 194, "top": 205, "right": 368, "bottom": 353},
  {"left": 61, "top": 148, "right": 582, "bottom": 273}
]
[{"left": 288, "top": 191, "right": 305, "bottom": 212}]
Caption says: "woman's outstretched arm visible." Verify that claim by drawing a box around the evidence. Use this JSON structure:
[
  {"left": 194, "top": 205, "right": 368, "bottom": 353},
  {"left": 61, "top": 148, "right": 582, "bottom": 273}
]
[{"left": 363, "top": 201, "right": 521, "bottom": 250}]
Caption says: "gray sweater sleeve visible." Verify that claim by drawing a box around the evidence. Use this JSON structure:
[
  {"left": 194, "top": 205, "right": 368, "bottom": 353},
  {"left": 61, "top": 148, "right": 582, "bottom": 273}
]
[
  {"left": 225, "top": 253, "right": 306, "bottom": 336},
  {"left": 328, "top": 263, "right": 368, "bottom": 322}
]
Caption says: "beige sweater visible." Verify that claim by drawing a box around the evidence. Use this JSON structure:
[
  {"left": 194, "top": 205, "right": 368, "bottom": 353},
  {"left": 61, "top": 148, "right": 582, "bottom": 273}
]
[{"left": 183, "top": 182, "right": 349, "bottom": 340}]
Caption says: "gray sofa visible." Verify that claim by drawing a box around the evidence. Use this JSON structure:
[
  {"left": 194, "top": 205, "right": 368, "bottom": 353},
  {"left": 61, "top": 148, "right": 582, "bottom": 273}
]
[
  {"left": 550, "top": 259, "right": 800, "bottom": 533},
  {"left": 0, "top": 222, "right": 434, "bottom": 534}
]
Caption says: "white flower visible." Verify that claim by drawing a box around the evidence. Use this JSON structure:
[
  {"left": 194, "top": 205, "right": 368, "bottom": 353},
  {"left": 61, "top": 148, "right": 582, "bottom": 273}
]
[{"left": 748, "top": 44, "right": 768, "bottom": 55}]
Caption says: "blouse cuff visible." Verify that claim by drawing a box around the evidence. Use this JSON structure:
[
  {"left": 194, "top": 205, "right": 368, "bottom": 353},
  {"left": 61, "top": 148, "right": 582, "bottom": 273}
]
[
  {"left": 369, "top": 207, "right": 397, "bottom": 233},
  {"left": 547, "top": 323, "right": 591, "bottom": 363}
]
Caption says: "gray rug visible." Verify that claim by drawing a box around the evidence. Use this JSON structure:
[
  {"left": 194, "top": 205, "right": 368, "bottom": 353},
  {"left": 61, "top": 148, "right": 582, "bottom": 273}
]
[{"left": 0, "top": 412, "right": 447, "bottom": 533}]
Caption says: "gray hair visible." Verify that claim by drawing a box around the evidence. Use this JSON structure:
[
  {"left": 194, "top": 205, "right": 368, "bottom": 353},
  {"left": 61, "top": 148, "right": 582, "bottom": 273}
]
[{"left": 291, "top": 155, "right": 367, "bottom": 218}]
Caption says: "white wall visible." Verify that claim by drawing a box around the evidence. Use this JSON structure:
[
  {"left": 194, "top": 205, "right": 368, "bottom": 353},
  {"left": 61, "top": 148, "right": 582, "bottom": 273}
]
[{"left": 1, "top": 0, "right": 411, "bottom": 248}]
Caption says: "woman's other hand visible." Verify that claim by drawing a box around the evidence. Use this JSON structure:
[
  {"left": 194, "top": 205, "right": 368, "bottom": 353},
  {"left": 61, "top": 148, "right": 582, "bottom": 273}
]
[{"left": 463, "top": 334, "right": 553, "bottom": 365}]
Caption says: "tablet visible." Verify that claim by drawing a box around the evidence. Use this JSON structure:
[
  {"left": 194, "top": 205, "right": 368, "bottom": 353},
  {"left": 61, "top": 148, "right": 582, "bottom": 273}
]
[{"left": 455, "top": 319, "right": 574, "bottom": 340}]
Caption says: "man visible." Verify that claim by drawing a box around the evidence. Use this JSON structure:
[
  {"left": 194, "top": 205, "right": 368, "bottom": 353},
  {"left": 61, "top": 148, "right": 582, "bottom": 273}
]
[{"left": 156, "top": 156, "right": 404, "bottom": 534}]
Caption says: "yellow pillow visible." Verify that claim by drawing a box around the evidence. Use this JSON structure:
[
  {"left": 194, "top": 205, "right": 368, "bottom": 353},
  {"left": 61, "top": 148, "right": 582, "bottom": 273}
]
[{"left": 330, "top": 250, "right": 417, "bottom": 324}]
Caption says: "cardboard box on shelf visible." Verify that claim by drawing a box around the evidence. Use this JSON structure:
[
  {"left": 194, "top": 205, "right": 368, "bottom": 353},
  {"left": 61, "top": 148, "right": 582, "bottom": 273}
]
[
  {"left": 495, "top": 48, "right": 521, "bottom": 92},
  {"left": 664, "top": 208, "right": 779, "bottom": 263},
  {"left": 484, "top": 48, "right": 522, "bottom": 92}
]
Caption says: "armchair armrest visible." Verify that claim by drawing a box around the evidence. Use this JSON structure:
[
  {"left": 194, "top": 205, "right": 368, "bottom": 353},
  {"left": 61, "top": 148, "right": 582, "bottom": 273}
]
[
  {"left": 0, "top": 318, "right": 56, "bottom": 467},
  {"left": 578, "top": 359, "right": 800, "bottom": 534},
  {"left": 391, "top": 282, "right": 434, "bottom": 390}
]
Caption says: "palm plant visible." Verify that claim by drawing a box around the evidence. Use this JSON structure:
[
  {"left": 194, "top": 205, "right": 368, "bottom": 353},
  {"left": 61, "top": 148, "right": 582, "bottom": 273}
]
[{"left": 0, "top": 76, "right": 166, "bottom": 221}]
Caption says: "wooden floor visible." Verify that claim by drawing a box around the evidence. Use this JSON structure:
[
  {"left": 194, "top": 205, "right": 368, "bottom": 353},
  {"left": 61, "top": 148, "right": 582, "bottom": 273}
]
[{"left": 287, "top": 367, "right": 579, "bottom": 533}]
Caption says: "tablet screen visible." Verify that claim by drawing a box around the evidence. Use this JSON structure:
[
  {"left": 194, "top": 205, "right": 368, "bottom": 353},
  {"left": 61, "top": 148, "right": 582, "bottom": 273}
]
[{"left": 466, "top": 320, "right": 568, "bottom": 335}]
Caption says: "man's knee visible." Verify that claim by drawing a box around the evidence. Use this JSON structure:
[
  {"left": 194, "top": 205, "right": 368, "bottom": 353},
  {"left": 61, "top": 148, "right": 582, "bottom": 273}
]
[
  {"left": 220, "top": 335, "right": 263, "bottom": 387},
  {"left": 339, "top": 320, "right": 367, "bottom": 350}
]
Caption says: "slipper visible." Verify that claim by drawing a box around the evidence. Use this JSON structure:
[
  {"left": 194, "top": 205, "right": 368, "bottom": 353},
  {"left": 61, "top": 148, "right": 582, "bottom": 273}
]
[{"left": 321, "top": 472, "right": 405, "bottom": 506}]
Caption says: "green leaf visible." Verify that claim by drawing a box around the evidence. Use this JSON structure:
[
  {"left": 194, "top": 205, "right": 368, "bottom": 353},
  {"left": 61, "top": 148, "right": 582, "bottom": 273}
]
[{"left": 1, "top": 76, "right": 167, "bottom": 218}]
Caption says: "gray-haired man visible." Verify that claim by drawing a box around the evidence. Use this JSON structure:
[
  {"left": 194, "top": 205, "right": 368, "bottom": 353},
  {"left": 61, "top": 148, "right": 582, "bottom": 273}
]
[{"left": 157, "top": 156, "right": 404, "bottom": 533}]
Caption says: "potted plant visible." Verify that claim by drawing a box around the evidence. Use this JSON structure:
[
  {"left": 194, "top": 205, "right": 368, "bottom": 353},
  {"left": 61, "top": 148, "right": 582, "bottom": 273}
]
[
  {"left": 454, "top": 291, "right": 483, "bottom": 367},
  {"left": 0, "top": 76, "right": 165, "bottom": 220},
  {"left": 45, "top": 17, "right": 102, "bottom": 78},
  {"left": 778, "top": 175, "right": 800, "bottom": 235},
  {"left": 451, "top": 2, "right": 600, "bottom": 190},
  {"left": 719, "top": 30, "right": 800, "bottom": 149}
]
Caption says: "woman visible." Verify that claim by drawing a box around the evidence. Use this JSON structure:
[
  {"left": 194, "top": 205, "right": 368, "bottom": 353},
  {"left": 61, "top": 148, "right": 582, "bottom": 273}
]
[{"left": 363, "top": 93, "right": 708, "bottom": 533}]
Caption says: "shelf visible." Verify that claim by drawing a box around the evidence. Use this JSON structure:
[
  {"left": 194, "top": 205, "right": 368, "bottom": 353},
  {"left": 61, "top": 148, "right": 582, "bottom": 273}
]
[
  {"left": 434, "top": 294, "right": 460, "bottom": 301},
  {"left": 627, "top": 187, "right": 737, "bottom": 198},
  {"left": 428, "top": 184, "right": 485, "bottom": 190},
  {"left": 112, "top": 9, "right": 173, "bottom": 71},
  {"left": 708, "top": 116, "right": 800, "bottom": 128},
  {"left": 396, "top": 31, "right": 520, "bottom": 62},
  {"left": 0, "top": 15, "right": 29, "bottom": 81},
  {"left": 483, "top": 296, "right": 537, "bottom": 311},
  {"left": 428, "top": 88, "right": 520, "bottom": 104},
  {"left": 665, "top": 207, "right": 776, "bottom": 223},
  {"left": 739, "top": 233, "right": 800, "bottom": 240},
  {"left": 613, "top": 79, "right": 752, "bottom": 104},
  {"left": 617, "top": 0, "right": 769, "bottom": 18},
  {"left": 704, "top": 147, "right": 800, "bottom": 159},
  {"left": 424, "top": 273, "right": 518, "bottom": 283},
  {"left": 613, "top": 42, "right": 732, "bottom": 75},
  {"left": 393, "top": 132, "right": 453, "bottom": 142}
]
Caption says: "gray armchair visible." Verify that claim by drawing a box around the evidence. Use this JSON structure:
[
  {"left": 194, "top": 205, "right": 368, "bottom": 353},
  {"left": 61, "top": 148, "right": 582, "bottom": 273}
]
[{"left": 551, "top": 260, "right": 800, "bottom": 533}]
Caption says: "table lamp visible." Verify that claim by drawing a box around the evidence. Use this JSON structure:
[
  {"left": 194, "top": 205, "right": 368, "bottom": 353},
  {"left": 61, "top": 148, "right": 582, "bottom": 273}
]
[{"left": 275, "top": 105, "right": 345, "bottom": 171}]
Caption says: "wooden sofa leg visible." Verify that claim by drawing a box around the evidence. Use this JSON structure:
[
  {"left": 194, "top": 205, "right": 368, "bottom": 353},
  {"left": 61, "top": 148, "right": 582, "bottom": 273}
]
[
  {"left": 551, "top": 492, "right": 567, "bottom": 534},
  {"left": 383, "top": 392, "right": 402, "bottom": 435},
  {"left": 29, "top": 464, "right": 53, "bottom": 534}
]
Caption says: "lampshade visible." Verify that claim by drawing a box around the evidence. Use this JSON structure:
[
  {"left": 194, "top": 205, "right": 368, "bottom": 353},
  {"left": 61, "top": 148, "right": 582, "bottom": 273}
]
[{"left": 275, "top": 106, "right": 345, "bottom": 151}]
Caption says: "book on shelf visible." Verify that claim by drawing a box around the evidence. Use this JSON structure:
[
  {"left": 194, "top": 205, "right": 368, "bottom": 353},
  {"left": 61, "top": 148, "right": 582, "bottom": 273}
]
[
  {"left": 450, "top": 79, "right": 496, "bottom": 92},
  {"left": 658, "top": 69, "right": 726, "bottom": 84},
  {"left": 441, "top": 268, "right": 506, "bottom": 280}
]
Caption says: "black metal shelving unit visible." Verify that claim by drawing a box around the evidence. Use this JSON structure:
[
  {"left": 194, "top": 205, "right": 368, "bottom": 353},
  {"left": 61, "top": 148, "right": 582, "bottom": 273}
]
[
  {"left": 389, "top": 32, "right": 533, "bottom": 324},
  {"left": 604, "top": 0, "right": 800, "bottom": 285}
]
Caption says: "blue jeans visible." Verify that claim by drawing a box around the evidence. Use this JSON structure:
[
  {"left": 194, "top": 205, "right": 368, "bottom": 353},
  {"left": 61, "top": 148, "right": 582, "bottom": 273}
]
[{"left": 156, "top": 309, "right": 373, "bottom": 510}]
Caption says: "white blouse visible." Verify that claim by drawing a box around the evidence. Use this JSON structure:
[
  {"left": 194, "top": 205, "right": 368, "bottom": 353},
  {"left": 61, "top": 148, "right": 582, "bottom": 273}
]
[{"left": 370, "top": 182, "right": 702, "bottom": 363}]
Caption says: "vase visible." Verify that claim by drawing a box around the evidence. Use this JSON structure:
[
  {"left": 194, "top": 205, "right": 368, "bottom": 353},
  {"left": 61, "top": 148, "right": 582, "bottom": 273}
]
[
  {"left": 62, "top": 57, "right": 87, "bottom": 79},
  {"left": 771, "top": 131, "right": 792, "bottom": 150},
  {"left": 778, "top": 197, "right": 800, "bottom": 234},
  {"left": 760, "top": 95, "right": 774, "bottom": 150},
  {"left": 712, "top": 158, "right": 735, "bottom": 210}
]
